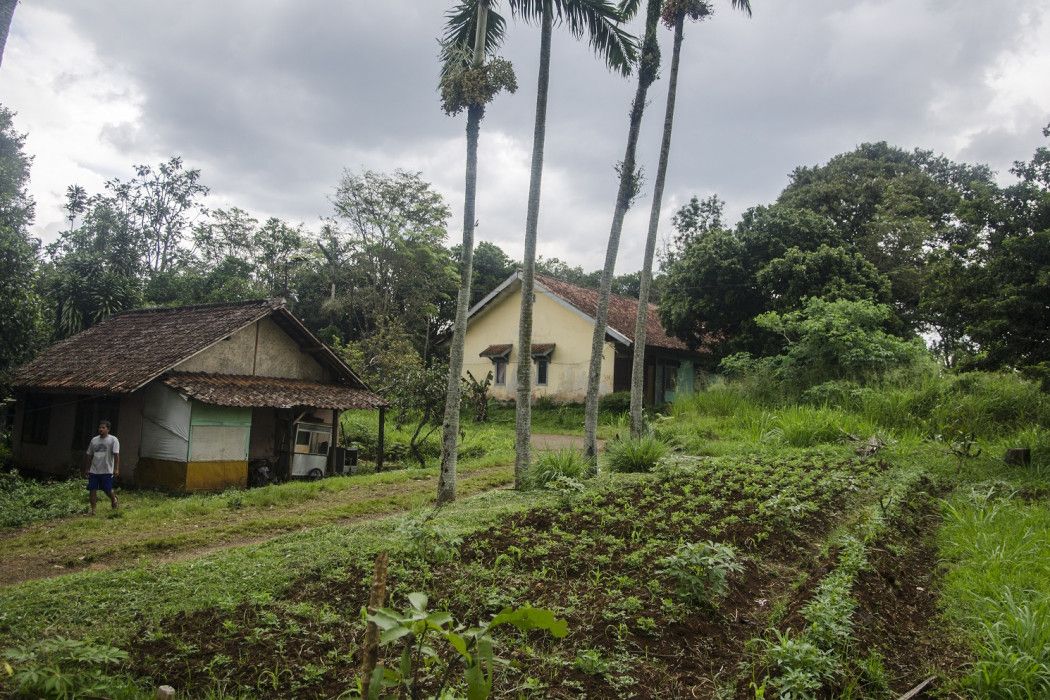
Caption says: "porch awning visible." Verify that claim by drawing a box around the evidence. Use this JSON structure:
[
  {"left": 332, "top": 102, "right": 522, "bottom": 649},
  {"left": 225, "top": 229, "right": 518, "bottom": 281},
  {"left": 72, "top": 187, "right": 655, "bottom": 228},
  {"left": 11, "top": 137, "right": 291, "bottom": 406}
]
[
  {"left": 163, "top": 372, "right": 387, "bottom": 410},
  {"left": 479, "top": 344, "right": 512, "bottom": 359},
  {"left": 530, "top": 343, "right": 555, "bottom": 358}
]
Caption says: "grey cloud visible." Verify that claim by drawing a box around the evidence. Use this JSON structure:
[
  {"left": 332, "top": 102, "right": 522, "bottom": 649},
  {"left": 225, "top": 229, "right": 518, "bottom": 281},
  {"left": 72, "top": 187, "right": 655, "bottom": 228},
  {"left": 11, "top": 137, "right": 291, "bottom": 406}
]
[{"left": 29, "top": 0, "right": 1050, "bottom": 270}]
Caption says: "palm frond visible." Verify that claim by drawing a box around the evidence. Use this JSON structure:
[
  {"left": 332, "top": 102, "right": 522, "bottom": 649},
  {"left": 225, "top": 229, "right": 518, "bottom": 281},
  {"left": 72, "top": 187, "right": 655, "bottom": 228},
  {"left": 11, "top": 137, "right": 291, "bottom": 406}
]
[
  {"left": 439, "top": 0, "right": 508, "bottom": 73},
  {"left": 730, "top": 0, "right": 752, "bottom": 18},
  {"left": 559, "top": 0, "right": 639, "bottom": 76},
  {"left": 616, "top": 0, "right": 644, "bottom": 21}
]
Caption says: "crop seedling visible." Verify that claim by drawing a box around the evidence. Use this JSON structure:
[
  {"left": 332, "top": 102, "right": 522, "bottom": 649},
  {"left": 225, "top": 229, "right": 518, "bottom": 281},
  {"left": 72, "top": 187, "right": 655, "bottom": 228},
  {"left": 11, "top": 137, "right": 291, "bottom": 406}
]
[
  {"left": 658, "top": 540, "right": 744, "bottom": 607},
  {"left": 364, "top": 592, "right": 567, "bottom": 700}
]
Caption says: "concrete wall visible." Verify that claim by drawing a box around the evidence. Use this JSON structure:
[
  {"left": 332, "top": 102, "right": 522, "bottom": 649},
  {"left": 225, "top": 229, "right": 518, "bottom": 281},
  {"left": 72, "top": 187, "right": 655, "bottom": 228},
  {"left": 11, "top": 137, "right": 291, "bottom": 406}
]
[
  {"left": 462, "top": 286, "right": 616, "bottom": 403},
  {"left": 175, "top": 317, "right": 326, "bottom": 380}
]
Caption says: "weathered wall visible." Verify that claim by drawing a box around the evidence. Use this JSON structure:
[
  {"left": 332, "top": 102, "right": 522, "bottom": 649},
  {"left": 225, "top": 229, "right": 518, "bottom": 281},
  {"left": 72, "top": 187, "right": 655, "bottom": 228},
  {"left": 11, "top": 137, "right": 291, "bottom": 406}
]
[
  {"left": 11, "top": 395, "right": 78, "bottom": 475},
  {"left": 462, "top": 286, "right": 616, "bottom": 403},
  {"left": 175, "top": 317, "right": 325, "bottom": 380},
  {"left": 117, "top": 391, "right": 143, "bottom": 476},
  {"left": 248, "top": 407, "right": 277, "bottom": 459}
]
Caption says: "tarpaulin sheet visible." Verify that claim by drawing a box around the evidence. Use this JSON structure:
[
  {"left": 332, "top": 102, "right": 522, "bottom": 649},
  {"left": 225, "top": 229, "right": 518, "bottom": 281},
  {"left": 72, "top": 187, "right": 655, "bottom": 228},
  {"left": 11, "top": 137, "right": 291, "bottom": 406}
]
[{"left": 140, "top": 381, "right": 191, "bottom": 462}]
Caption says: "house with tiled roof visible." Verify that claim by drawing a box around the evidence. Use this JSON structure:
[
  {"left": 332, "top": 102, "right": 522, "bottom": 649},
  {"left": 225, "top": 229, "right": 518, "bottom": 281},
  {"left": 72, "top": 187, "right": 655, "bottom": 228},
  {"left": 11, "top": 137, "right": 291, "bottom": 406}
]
[
  {"left": 463, "top": 272, "right": 708, "bottom": 405},
  {"left": 9, "top": 299, "right": 386, "bottom": 491}
]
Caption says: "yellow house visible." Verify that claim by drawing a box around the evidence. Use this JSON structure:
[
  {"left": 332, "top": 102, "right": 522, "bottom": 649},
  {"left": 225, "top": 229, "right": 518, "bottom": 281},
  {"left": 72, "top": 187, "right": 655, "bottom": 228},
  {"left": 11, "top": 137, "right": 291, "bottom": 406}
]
[{"left": 463, "top": 273, "right": 706, "bottom": 405}]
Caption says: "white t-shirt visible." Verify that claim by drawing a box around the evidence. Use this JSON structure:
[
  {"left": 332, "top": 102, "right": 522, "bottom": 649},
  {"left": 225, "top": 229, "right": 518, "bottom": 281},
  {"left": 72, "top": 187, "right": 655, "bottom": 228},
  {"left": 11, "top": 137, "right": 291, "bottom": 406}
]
[{"left": 87, "top": 435, "right": 120, "bottom": 474}]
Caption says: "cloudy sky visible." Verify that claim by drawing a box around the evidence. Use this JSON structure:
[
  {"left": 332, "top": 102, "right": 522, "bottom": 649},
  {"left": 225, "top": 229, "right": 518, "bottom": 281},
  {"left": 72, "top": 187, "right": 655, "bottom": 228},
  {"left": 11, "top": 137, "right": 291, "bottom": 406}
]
[{"left": 2, "top": 0, "right": 1049, "bottom": 272}]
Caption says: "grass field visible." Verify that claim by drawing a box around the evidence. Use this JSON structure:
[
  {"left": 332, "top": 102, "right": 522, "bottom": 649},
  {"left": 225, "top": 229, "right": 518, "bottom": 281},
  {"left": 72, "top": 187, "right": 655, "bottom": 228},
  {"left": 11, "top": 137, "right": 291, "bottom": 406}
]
[{"left": 0, "top": 378, "right": 1047, "bottom": 698}]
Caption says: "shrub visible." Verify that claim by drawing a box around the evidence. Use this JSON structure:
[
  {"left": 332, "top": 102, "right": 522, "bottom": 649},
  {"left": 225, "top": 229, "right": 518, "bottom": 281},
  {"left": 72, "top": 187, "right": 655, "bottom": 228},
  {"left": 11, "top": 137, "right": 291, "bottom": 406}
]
[
  {"left": 599, "top": 391, "right": 631, "bottom": 415},
  {"left": 765, "top": 406, "right": 875, "bottom": 447},
  {"left": 658, "top": 540, "right": 744, "bottom": 606},
  {"left": 2, "top": 637, "right": 138, "bottom": 699},
  {"left": 526, "top": 449, "right": 588, "bottom": 490},
  {"left": 604, "top": 434, "right": 668, "bottom": 473}
]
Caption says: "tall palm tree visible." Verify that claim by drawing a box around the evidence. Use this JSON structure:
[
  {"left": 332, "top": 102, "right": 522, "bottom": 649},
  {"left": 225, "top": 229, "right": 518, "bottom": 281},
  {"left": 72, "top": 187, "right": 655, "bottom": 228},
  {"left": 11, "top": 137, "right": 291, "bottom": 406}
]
[
  {"left": 0, "top": 0, "right": 17, "bottom": 68},
  {"left": 437, "top": 1, "right": 517, "bottom": 504},
  {"left": 514, "top": 0, "right": 637, "bottom": 488},
  {"left": 629, "top": 0, "right": 751, "bottom": 437},
  {"left": 582, "top": 0, "right": 663, "bottom": 462}
]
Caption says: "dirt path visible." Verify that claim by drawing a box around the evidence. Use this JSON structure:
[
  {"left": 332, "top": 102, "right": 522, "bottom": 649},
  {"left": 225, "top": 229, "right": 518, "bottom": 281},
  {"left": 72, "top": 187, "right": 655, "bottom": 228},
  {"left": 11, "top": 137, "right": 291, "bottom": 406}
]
[
  {"left": 0, "top": 464, "right": 512, "bottom": 587},
  {"left": 0, "top": 435, "right": 582, "bottom": 588}
]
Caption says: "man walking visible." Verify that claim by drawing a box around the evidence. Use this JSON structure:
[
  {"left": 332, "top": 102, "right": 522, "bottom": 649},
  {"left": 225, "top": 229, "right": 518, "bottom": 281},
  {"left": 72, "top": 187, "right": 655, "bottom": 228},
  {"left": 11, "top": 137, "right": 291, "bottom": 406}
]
[{"left": 84, "top": 420, "right": 119, "bottom": 515}]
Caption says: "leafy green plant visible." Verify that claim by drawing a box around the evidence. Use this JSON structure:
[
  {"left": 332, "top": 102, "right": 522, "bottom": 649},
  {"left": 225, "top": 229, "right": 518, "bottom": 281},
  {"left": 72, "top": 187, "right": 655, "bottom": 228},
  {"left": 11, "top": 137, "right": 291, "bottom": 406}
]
[
  {"left": 364, "top": 592, "right": 567, "bottom": 700},
  {"left": 658, "top": 540, "right": 743, "bottom": 606},
  {"left": 598, "top": 391, "right": 632, "bottom": 415},
  {"left": 763, "top": 630, "right": 837, "bottom": 699},
  {"left": 461, "top": 370, "right": 493, "bottom": 423},
  {"left": 2, "top": 637, "right": 138, "bottom": 699},
  {"left": 395, "top": 512, "right": 463, "bottom": 565},
  {"left": 604, "top": 434, "right": 668, "bottom": 473}
]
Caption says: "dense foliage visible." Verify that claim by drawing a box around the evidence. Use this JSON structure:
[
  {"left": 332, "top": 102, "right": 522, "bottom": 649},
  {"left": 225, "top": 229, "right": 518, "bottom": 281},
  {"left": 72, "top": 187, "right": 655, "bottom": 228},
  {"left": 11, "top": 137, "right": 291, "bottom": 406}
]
[{"left": 660, "top": 130, "right": 1050, "bottom": 382}]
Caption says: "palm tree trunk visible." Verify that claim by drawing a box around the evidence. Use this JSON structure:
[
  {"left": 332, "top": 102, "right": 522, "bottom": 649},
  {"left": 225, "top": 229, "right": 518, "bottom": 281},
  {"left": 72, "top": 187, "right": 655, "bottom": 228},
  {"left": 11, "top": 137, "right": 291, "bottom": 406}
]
[
  {"left": 630, "top": 13, "right": 684, "bottom": 437},
  {"left": 583, "top": 0, "right": 663, "bottom": 462},
  {"left": 514, "top": 10, "right": 553, "bottom": 488},
  {"left": 437, "top": 102, "right": 483, "bottom": 505},
  {"left": 0, "top": 0, "right": 16, "bottom": 68}
]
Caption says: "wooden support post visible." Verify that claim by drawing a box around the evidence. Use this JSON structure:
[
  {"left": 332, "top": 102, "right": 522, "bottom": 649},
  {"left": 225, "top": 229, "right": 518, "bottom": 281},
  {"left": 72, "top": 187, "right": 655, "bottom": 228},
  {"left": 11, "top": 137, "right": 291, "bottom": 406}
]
[
  {"left": 359, "top": 551, "right": 389, "bottom": 688},
  {"left": 328, "top": 409, "right": 340, "bottom": 474},
  {"left": 377, "top": 406, "right": 385, "bottom": 472}
]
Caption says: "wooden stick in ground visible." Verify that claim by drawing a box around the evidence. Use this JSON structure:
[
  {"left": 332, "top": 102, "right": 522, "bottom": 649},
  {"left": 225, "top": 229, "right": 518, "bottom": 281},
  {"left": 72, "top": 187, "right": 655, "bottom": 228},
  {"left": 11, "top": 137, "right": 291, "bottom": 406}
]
[{"left": 359, "top": 551, "right": 389, "bottom": 686}]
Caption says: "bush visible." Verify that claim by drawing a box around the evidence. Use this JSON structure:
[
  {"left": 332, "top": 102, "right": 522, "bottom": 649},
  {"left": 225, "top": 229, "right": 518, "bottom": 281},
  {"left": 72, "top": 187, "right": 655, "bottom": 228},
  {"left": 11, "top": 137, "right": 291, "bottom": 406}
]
[
  {"left": 658, "top": 540, "right": 744, "bottom": 606},
  {"left": 2, "top": 637, "right": 139, "bottom": 699},
  {"left": 766, "top": 406, "right": 875, "bottom": 447},
  {"left": 599, "top": 391, "right": 631, "bottom": 415},
  {"left": 526, "top": 449, "right": 588, "bottom": 489},
  {"left": 0, "top": 471, "right": 86, "bottom": 528},
  {"left": 604, "top": 435, "right": 668, "bottom": 473}
]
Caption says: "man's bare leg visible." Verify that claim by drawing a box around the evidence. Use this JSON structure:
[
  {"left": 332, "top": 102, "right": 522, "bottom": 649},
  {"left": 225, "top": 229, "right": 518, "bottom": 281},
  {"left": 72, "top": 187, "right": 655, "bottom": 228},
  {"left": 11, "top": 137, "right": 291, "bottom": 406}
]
[
  {"left": 89, "top": 489, "right": 97, "bottom": 515},
  {"left": 107, "top": 489, "right": 118, "bottom": 509}
]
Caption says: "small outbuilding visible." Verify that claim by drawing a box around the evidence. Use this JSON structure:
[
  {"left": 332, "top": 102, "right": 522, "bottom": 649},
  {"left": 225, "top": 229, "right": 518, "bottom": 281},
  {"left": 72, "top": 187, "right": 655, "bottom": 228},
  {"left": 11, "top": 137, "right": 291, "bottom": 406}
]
[{"left": 9, "top": 299, "right": 387, "bottom": 491}]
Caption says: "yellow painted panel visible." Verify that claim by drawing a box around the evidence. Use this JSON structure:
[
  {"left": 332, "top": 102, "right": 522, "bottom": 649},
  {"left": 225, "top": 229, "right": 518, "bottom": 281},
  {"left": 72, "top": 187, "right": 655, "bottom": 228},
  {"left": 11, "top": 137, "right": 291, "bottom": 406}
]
[
  {"left": 186, "top": 460, "right": 248, "bottom": 491},
  {"left": 463, "top": 284, "right": 616, "bottom": 402},
  {"left": 134, "top": 458, "right": 188, "bottom": 492}
]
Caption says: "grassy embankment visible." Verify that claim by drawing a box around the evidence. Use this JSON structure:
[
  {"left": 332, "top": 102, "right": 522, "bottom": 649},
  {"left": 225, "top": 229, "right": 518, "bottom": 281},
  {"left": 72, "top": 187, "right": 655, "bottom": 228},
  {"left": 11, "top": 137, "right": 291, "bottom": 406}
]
[{"left": 0, "top": 374, "right": 1046, "bottom": 698}]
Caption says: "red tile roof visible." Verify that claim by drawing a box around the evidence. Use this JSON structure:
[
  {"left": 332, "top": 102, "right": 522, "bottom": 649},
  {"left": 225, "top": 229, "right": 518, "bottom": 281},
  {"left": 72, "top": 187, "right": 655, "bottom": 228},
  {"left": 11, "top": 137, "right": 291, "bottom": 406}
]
[
  {"left": 535, "top": 275, "right": 693, "bottom": 352},
  {"left": 479, "top": 344, "right": 512, "bottom": 358},
  {"left": 164, "top": 372, "right": 387, "bottom": 410}
]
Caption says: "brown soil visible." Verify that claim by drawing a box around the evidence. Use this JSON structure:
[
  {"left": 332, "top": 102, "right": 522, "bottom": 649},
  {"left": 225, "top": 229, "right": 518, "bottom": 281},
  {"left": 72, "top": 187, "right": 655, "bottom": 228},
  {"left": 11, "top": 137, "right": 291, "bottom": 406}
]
[{"left": 851, "top": 497, "right": 970, "bottom": 697}]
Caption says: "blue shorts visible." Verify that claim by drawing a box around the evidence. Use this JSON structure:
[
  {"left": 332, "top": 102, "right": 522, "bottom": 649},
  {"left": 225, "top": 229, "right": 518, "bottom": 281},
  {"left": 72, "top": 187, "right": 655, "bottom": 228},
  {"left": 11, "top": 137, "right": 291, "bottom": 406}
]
[{"left": 87, "top": 473, "right": 114, "bottom": 493}]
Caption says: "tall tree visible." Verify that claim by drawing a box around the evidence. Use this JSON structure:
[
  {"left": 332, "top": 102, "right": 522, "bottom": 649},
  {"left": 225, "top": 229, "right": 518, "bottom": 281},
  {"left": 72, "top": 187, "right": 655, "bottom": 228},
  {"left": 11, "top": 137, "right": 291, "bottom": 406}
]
[
  {"left": 0, "top": 0, "right": 17, "bottom": 68},
  {"left": 0, "top": 106, "right": 45, "bottom": 386},
  {"left": 630, "top": 0, "right": 755, "bottom": 437},
  {"left": 514, "top": 0, "right": 636, "bottom": 486},
  {"left": 437, "top": 1, "right": 517, "bottom": 504},
  {"left": 583, "top": 0, "right": 663, "bottom": 462}
]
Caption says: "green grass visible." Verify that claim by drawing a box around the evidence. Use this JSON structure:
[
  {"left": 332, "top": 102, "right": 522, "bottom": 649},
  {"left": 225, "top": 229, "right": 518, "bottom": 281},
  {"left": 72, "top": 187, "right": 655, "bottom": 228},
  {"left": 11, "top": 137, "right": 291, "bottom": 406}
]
[
  {"left": 0, "top": 470, "right": 88, "bottom": 527},
  {"left": 525, "top": 449, "right": 589, "bottom": 489},
  {"left": 603, "top": 434, "right": 668, "bottom": 473},
  {"left": 940, "top": 486, "right": 1050, "bottom": 697}
]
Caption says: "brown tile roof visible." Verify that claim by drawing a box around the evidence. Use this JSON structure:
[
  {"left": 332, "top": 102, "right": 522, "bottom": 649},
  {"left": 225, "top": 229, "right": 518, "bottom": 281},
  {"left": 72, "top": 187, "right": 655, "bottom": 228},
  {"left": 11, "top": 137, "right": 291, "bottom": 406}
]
[
  {"left": 164, "top": 372, "right": 386, "bottom": 410},
  {"left": 10, "top": 299, "right": 364, "bottom": 394},
  {"left": 530, "top": 343, "right": 555, "bottom": 356},
  {"left": 479, "top": 344, "right": 512, "bottom": 358},
  {"left": 534, "top": 275, "right": 694, "bottom": 352}
]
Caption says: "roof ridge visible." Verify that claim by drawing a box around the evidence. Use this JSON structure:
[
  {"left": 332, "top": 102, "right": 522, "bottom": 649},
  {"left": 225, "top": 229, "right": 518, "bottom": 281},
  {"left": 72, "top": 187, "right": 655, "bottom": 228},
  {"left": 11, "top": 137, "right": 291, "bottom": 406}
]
[{"left": 110, "top": 297, "right": 281, "bottom": 317}]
